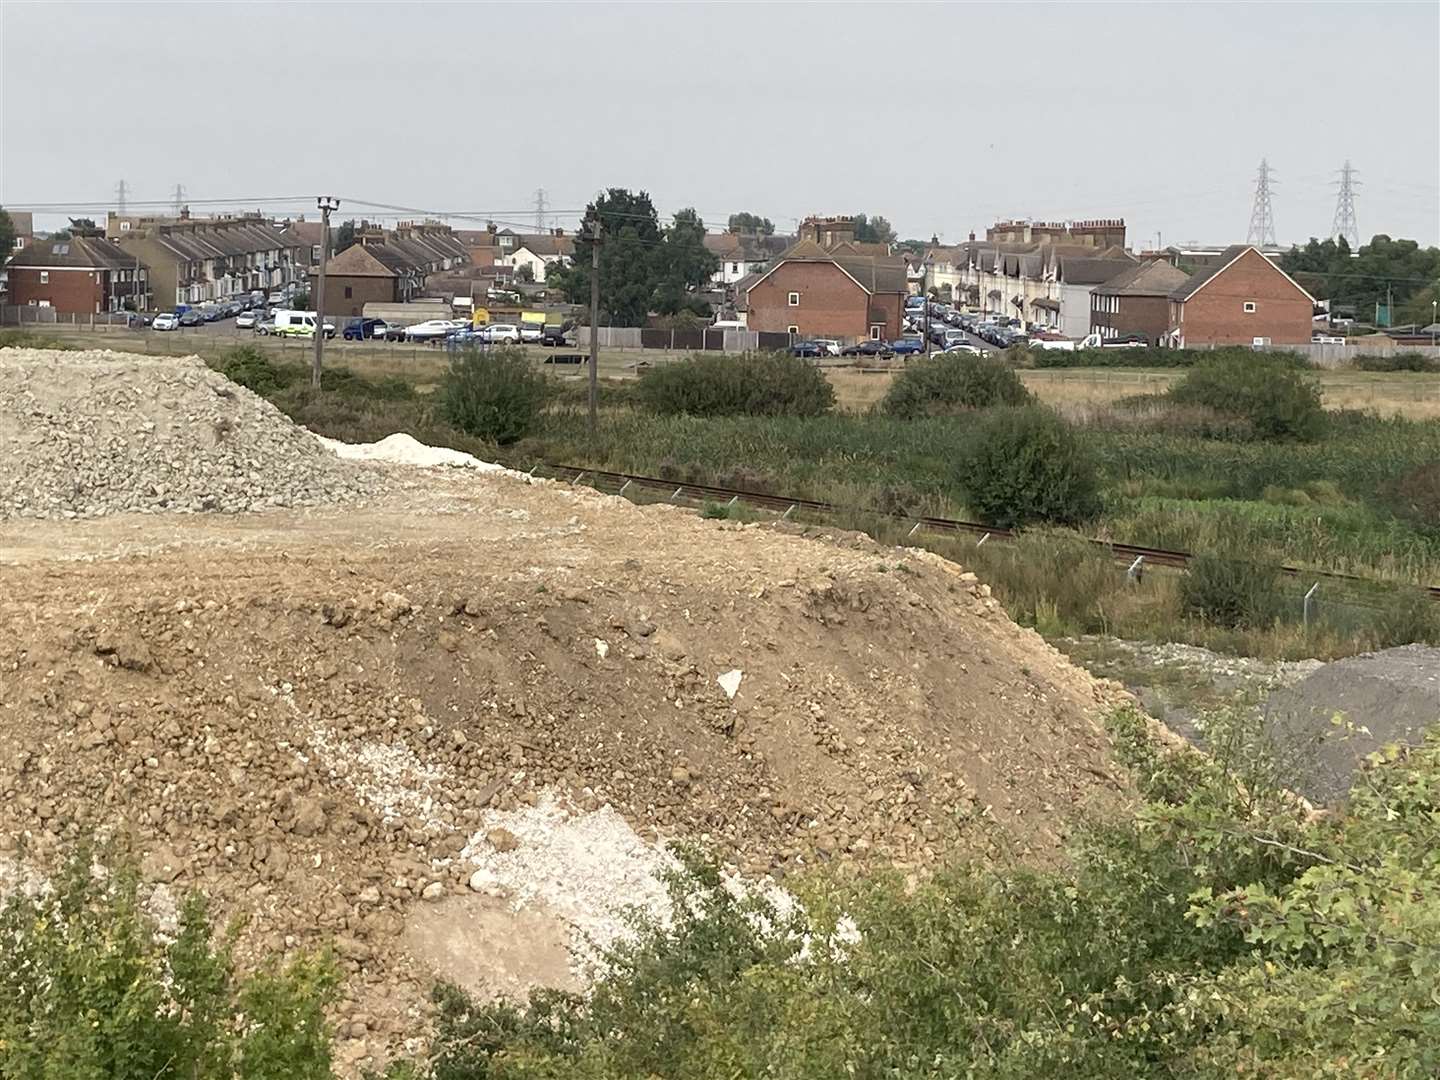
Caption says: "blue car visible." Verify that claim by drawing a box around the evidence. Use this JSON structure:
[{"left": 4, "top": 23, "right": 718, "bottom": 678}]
[{"left": 889, "top": 337, "right": 925, "bottom": 355}]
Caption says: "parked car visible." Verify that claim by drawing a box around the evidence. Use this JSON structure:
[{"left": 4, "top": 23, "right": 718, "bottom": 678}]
[
  {"left": 940, "top": 343, "right": 983, "bottom": 355},
  {"left": 272, "top": 310, "right": 336, "bottom": 338},
  {"left": 814, "top": 338, "right": 841, "bottom": 356},
  {"left": 152, "top": 312, "right": 180, "bottom": 331},
  {"left": 891, "top": 337, "right": 925, "bottom": 355},
  {"left": 402, "top": 320, "right": 457, "bottom": 341},
  {"left": 791, "top": 340, "right": 827, "bottom": 358},
  {"left": 841, "top": 339, "right": 894, "bottom": 357},
  {"left": 482, "top": 323, "right": 522, "bottom": 344},
  {"left": 519, "top": 324, "right": 543, "bottom": 344},
  {"left": 266, "top": 291, "right": 283, "bottom": 304},
  {"left": 343, "top": 317, "right": 387, "bottom": 341},
  {"left": 254, "top": 318, "right": 276, "bottom": 335},
  {"left": 177, "top": 310, "right": 204, "bottom": 327},
  {"left": 235, "top": 311, "right": 258, "bottom": 329},
  {"left": 539, "top": 324, "right": 570, "bottom": 347}
]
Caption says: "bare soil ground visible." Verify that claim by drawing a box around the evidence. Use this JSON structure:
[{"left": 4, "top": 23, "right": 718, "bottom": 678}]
[{"left": 1, "top": 468, "right": 1123, "bottom": 1073}]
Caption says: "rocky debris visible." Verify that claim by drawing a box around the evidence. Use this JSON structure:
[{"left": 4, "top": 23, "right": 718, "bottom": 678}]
[
  {"left": 1264, "top": 644, "right": 1440, "bottom": 804},
  {"left": 0, "top": 348, "right": 385, "bottom": 519}
]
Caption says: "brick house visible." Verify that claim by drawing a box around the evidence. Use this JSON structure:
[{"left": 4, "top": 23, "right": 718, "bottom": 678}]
[
  {"left": 309, "top": 243, "right": 406, "bottom": 317},
  {"left": 5, "top": 235, "right": 150, "bottom": 314},
  {"left": 1168, "top": 245, "right": 1315, "bottom": 347},
  {"left": 6, "top": 210, "right": 34, "bottom": 253},
  {"left": 1089, "top": 259, "right": 1191, "bottom": 344},
  {"left": 743, "top": 239, "right": 907, "bottom": 340}
]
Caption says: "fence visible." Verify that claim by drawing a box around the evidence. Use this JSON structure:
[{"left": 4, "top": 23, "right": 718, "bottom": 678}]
[
  {"left": 1233, "top": 340, "right": 1440, "bottom": 368},
  {"left": 1, "top": 306, "right": 141, "bottom": 327}
]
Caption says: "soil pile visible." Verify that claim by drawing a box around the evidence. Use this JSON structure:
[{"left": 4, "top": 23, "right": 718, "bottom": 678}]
[
  {"left": 0, "top": 351, "right": 1126, "bottom": 1072},
  {"left": 0, "top": 347, "right": 384, "bottom": 519}
]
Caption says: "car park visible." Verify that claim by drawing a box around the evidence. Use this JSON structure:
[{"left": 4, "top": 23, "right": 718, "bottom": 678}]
[
  {"left": 235, "top": 311, "right": 258, "bottom": 329},
  {"left": 152, "top": 312, "right": 180, "bottom": 331}
]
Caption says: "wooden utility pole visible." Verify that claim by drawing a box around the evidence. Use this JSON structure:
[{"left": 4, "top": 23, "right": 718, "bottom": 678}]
[
  {"left": 588, "top": 221, "right": 601, "bottom": 435},
  {"left": 312, "top": 195, "right": 340, "bottom": 388}
]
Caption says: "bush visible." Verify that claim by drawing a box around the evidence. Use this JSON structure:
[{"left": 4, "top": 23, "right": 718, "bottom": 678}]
[
  {"left": 1373, "top": 588, "right": 1440, "bottom": 647},
  {"left": 439, "top": 346, "right": 549, "bottom": 444},
  {"left": 1386, "top": 461, "right": 1440, "bottom": 530},
  {"left": 955, "top": 405, "right": 1101, "bottom": 527},
  {"left": 880, "top": 352, "right": 1031, "bottom": 418},
  {"left": 634, "top": 351, "right": 834, "bottom": 417},
  {"left": 1179, "top": 551, "right": 1282, "bottom": 627},
  {"left": 1169, "top": 353, "right": 1325, "bottom": 440},
  {"left": 0, "top": 846, "right": 339, "bottom": 1078},
  {"left": 215, "top": 345, "right": 299, "bottom": 396},
  {"left": 1028, "top": 345, "right": 1305, "bottom": 370},
  {"left": 1354, "top": 351, "right": 1438, "bottom": 372}
]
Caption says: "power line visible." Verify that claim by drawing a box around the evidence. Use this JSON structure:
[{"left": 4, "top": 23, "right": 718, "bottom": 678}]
[
  {"left": 1331, "top": 161, "right": 1362, "bottom": 248},
  {"left": 1246, "top": 158, "right": 1278, "bottom": 247}
]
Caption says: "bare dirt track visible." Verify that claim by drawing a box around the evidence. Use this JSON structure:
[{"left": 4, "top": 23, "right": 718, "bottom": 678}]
[{"left": 1, "top": 451, "right": 1123, "bottom": 1072}]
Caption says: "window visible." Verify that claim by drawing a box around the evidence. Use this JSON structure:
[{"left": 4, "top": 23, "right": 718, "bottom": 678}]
[
  {"left": 344, "top": 286, "right": 353, "bottom": 299},
  {"left": 39, "top": 271, "right": 48, "bottom": 284},
  {"left": 731, "top": 263, "right": 739, "bottom": 273},
  {"left": 788, "top": 291, "right": 800, "bottom": 307},
  {"left": 787, "top": 325, "right": 799, "bottom": 335},
  {"left": 870, "top": 325, "right": 883, "bottom": 340},
  {"left": 120, "top": 221, "right": 131, "bottom": 231},
  {"left": 1243, "top": 301, "right": 1257, "bottom": 313}
]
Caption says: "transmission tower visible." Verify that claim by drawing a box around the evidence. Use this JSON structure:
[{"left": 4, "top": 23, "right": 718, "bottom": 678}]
[
  {"left": 533, "top": 187, "right": 548, "bottom": 233},
  {"left": 1246, "top": 158, "right": 1277, "bottom": 247},
  {"left": 172, "top": 183, "right": 186, "bottom": 215},
  {"left": 1331, "top": 160, "right": 1361, "bottom": 249},
  {"left": 115, "top": 179, "right": 128, "bottom": 214}
]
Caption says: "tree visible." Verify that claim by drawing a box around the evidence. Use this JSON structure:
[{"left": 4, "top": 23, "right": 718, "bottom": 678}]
[
  {"left": 514, "top": 262, "right": 535, "bottom": 284},
  {"left": 653, "top": 207, "right": 719, "bottom": 315},
  {"left": 853, "top": 213, "right": 897, "bottom": 245},
  {"left": 727, "top": 212, "right": 775, "bottom": 236},
  {"left": 0, "top": 208, "right": 14, "bottom": 262},
  {"left": 332, "top": 219, "right": 357, "bottom": 254},
  {"left": 1283, "top": 234, "right": 1440, "bottom": 321},
  {"left": 561, "top": 188, "right": 663, "bottom": 327}
]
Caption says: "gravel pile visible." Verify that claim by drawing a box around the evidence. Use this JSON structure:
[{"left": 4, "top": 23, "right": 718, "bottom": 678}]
[{"left": 0, "top": 347, "right": 383, "bottom": 519}]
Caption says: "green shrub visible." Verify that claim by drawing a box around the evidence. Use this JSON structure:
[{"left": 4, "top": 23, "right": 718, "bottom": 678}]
[
  {"left": 1179, "top": 551, "right": 1283, "bottom": 627},
  {"left": 215, "top": 345, "right": 299, "bottom": 396},
  {"left": 634, "top": 351, "right": 834, "bottom": 417},
  {"left": 0, "top": 846, "right": 339, "bottom": 1078},
  {"left": 1354, "top": 351, "right": 1438, "bottom": 372},
  {"left": 1372, "top": 588, "right": 1440, "bottom": 647},
  {"left": 1386, "top": 461, "right": 1440, "bottom": 531},
  {"left": 1169, "top": 353, "right": 1325, "bottom": 440},
  {"left": 1029, "top": 345, "right": 1305, "bottom": 370},
  {"left": 955, "top": 405, "right": 1101, "bottom": 527},
  {"left": 880, "top": 352, "right": 1031, "bottom": 418},
  {"left": 439, "top": 346, "right": 550, "bottom": 444}
]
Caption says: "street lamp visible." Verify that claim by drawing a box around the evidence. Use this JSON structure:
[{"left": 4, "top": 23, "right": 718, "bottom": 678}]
[{"left": 312, "top": 195, "right": 341, "bottom": 388}]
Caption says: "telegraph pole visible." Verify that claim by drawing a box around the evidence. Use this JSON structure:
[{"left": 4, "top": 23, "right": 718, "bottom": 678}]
[
  {"left": 587, "top": 221, "right": 601, "bottom": 435},
  {"left": 312, "top": 195, "right": 340, "bottom": 389}
]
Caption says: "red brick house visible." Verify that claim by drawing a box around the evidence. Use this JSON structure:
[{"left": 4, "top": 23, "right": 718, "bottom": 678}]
[
  {"left": 1089, "top": 259, "right": 1190, "bottom": 344},
  {"left": 743, "top": 239, "right": 907, "bottom": 340},
  {"left": 5, "top": 235, "right": 150, "bottom": 314},
  {"left": 309, "top": 243, "right": 409, "bottom": 317},
  {"left": 1168, "top": 245, "right": 1315, "bottom": 347}
]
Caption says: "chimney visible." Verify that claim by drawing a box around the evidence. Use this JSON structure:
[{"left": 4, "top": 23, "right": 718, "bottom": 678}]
[
  {"left": 553, "top": 227, "right": 564, "bottom": 237},
  {"left": 487, "top": 221, "right": 497, "bottom": 235},
  {"left": 178, "top": 206, "right": 190, "bottom": 221}
]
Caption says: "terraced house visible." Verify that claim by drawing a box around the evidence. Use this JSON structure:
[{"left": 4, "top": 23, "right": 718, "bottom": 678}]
[{"left": 107, "top": 211, "right": 302, "bottom": 307}]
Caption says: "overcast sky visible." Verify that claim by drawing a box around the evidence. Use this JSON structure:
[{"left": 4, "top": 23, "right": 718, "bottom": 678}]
[{"left": 4, "top": 1, "right": 1437, "bottom": 247}]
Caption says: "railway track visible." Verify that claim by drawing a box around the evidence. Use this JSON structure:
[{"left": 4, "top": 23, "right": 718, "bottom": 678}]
[{"left": 533, "top": 462, "right": 1440, "bottom": 603}]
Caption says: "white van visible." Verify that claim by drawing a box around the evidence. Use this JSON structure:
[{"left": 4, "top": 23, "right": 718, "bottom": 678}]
[
  {"left": 272, "top": 310, "right": 335, "bottom": 339},
  {"left": 710, "top": 319, "right": 747, "bottom": 331}
]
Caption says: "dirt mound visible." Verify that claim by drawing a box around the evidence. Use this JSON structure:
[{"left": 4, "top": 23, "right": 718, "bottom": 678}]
[
  {"left": 0, "top": 466, "right": 1122, "bottom": 1072},
  {"left": 0, "top": 347, "right": 385, "bottom": 519},
  {"left": 1263, "top": 644, "right": 1440, "bottom": 804}
]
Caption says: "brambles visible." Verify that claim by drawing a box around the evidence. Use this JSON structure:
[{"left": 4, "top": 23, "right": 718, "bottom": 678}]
[
  {"left": 955, "top": 405, "right": 1102, "bottom": 527},
  {"left": 634, "top": 351, "right": 835, "bottom": 417},
  {"left": 879, "top": 352, "right": 1031, "bottom": 418},
  {"left": 439, "top": 346, "right": 550, "bottom": 444},
  {"left": 1169, "top": 353, "right": 1325, "bottom": 440}
]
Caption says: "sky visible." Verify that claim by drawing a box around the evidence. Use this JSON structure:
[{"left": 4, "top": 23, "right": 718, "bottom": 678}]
[{"left": 3, "top": 1, "right": 1437, "bottom": 247}]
